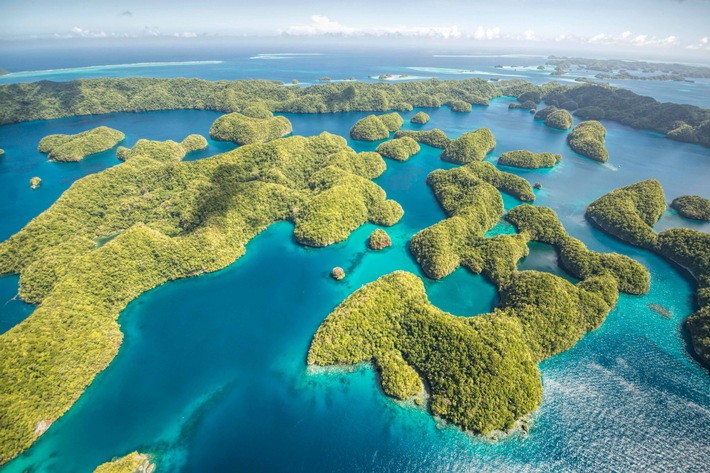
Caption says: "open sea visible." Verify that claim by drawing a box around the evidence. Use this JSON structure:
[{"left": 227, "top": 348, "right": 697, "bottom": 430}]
[{"left": 0, "top": 45, "right": 709, "bottom": 472}]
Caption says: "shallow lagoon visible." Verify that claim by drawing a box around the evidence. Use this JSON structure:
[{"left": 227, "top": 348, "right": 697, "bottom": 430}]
[{"left": 1, "top": 90, "right": 710, "bottom": 471}]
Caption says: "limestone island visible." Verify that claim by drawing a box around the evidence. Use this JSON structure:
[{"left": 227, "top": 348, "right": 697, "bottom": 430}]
[
  {"left": 671, "top": 195, "right": 710, "bottom": 221},
  {"left": 410, "top": 112, "right": 430, "bottom": 125},
  {"left": 93, "top": 452, "right": 155, "bottom": 473},
  {"left": 209, "top": 111, "right": 292, "bottom": 145},
  {"left": 567, "top": 121, "right": 608, "bottom": 162},
  {"left": 309, "top": 171, "right": 648, "bottom": 435},
  {"left": 117, "top": 134, "right": 208, "bottom": 163},
  {"left": 0, "top": 132, "right": 403, "bottom": 464},
  {"left": 498, "top": 150, "right": 561, "bottom": 169},
  {"left": 29, "top": 176, "right": 41, "bottom": 189},
  {"left": 394, "top": 129, "right": 451, "bottom": 149},
  {"left": 38, "top": 126, "right": 125, "bottom": 162},
  {"left": 448, "top": 99, "right": 472, "bottom": 113},
  {"left": 331, "top": 267, "right": 346, "bottom": 280},
  {"left": 440, "top": 128, "right": 496, "bottom": 164},
  {"left": 350, "top": 113, "right": 403, "bottom": 141},
  {"left": 585, "top": 180, "right": 710, "bottom": 370},
  {"left": 368, "top": 229, "right": 392, "bottom": 250},
  {"left": 539, "top": 107, "right": 574, "bottom": 130},
  {"left": 375, "top": 137, "right": 420, "bottom": 161}
]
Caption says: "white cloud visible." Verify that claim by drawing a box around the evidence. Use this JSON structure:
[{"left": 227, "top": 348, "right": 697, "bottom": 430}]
[
  {"left": 70, "top": 26, "right": 108, "bottom": 38},
  {"left": 687, "top": 36, "right": 709, "bottom": 49},
  {"left": 588, "top": 31, "right": 681, "bottom": 47},
  {"left": 283, "top": 15, "right": 461, "bottom": 39},
  {"left": 471, "top": 26, "right": 501, "bottom": 40}
]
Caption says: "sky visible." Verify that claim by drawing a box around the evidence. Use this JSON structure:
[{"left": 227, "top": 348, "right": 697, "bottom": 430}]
[{"left": 1, "top": 0, "right": 709, "bottom": 59}]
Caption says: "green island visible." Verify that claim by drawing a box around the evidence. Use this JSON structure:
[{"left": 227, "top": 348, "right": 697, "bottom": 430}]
[
  {"left": 533, "top": 105, "right": 560, "bottom": 121},
  {"left": 309, "top": 179, "right": 648, "bottom": 434},
  {"left": 93, "top": 452, "right": 155, "bottom": 473},
  {"left": 585, "top": 181, "right": 710, "bottom": 369},
  {"left": 1, "top": 78, "right": 708, "bottom": 148},
  {"left": 410, "top": 111, "right": 430, "bottom": 124},
  {"left": 368, "top": 229, "right": 392, "bottom": 250},
  {"left": 209, "top": 111, "right": 292, "bottom": 145},
  {"left": 350, "top": 113, "right": 403, "bottom": 141},
  {"left": 375, "top": 136, "right": 420, "bottom": 161},
  {"left": 393, "top": 128, "right": 451, "bottom": 149},
  {"left": 497, "top": 150, "right": 561, "bottom": 169},
  {"left": 331, "top": 267, "right": 346, "bottom": 280},
  {"left": 671, "top": 195, "right": 710, "bottom": 221},
  {"left": 408, "top": 162, "right": 534, "bottom": 280},
  {"left": 509, "top": 100, "right": 537, "bottom": 111},
  {"left": 440, "top": 128, "right": 496, "bottom": 164},
  {"left": 567, "top": 120, "right": 609, "bottom": 162},
  {"left": 117, "top": 134, "right": 208, "bottom": 163},
  {"left": 38, "top": 126, "right": 125, "bottom": 162},
  {"left": 543, "top": 109, "right": 574, "bottom": 130},
  {"left": 0, "top": 132, "right": 403, "bottom": 464},
  {"left": 448, "top": 99, "right": 473, "bottom": 112},
  {"left": 29, "top": 176, "right": 41, "bottom": 189}
]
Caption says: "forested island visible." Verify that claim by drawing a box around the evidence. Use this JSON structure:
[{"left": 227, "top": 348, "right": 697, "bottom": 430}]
[
  {"left": 546, "top": 56, "right": 710, "bottom": 81},
  {"left": 93, "top": 452, "right": 154, "bottom": 473},
  {"left": 0, "top": 131, "right": 402, "bottom": 464},
  {"left": 375, "top": 136, "right": 420, "bottom": 161},
  {"left": 1, "top": 77, "right": 709, "bottom": 147},
  {"left": 586, "top": 181, "right": 710, "bottom": 368},
  {"left": 38, "top": 126, "right": 125, "bottom": 162},
  {"left": 310, "top": 170, "right": 648, "bottom": 434},
  {"left": 671, "top": 195, "right": 710, "bottom": 221},
  {"left": 567, "top": 121, "right": 609, "bottom": 162},
  {"left": 497, "top": 150, "right": 561, "bottom": 169},
  {"left": 350, "top": 113, "right": 403, "bottom": 141}
]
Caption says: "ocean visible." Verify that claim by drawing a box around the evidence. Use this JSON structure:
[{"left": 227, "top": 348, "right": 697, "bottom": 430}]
[{"left": 0, "top": 46, "right": 709, "bottom": 472}]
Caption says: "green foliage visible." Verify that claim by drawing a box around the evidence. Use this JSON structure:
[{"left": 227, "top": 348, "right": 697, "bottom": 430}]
[
  {"left": 440, "top": 128, "right": 496, "bottom": 164},
  {"left": 586, "top": 179, "right": 666, "bottom": 249},
  {"left": 393, "top": 129, "right": 451, "bottom": 149},
  {"left": 506, "top": 205, "right": 651, "bottom": 295},
  {"left": 517, "top": 91, "right": 542, "bottom": 104},
  {"left": 544, "top": 109, "right": 574, "bottom": 130},
  {"left": 410, "top": 111, "right": 430, "bottom": 125},
  {"left": 29, "top": 177, "right": 41, "bottom": 189},
  {"left": 241, "top": 102, "right": 273, "bottom": 119},
  {"left": 509, "top": 100, "right": 537, "bottom": 110},
  {"left": 567, "top": 120, "right": 608, "bottom": 162},
  {"left": 671, "top": 195, "right": 710, "bottom": 221},
  {"left": 308, "top": 271, "right": 543, "bottom": 434},
  {"left": 378, "top": 112, "right": 404, "bottom": 132},
  {"left": 93, "top": 452, "right": 154, "bottom": 473},
  {"left": 534, "top": 105, "right": 559, "bottom": 121},
  {"left": 448, "top": 100, "right": 473, "bottom": 112},
  {"left": 38, "top": 126, "right": 124, "bottom": 162},
  {"left": 368, "top": 229, "right": 392, "bottom": 250},
  {"left": 181, "top": 134, "right": 208, "bottom": 153},
  {"left": 574, "top": 106, "right": 605, "bottom": 120},
  {"left": 0, "top": 132, "right": 402, "bottom": 465},
  {"left": 350, "top": 115, "right": 390, "bottom": 141},
  {"left": 209, "top": 112, "right": 292, "bottom": 145},
  {"left": 376, "top": 137, "right": 420, "bottom": 161},
  {"left": 498, "top": 150, "right": 561, "bottom": 169}
]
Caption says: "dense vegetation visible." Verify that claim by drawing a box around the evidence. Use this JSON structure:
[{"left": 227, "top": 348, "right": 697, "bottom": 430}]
[
  {"left": 393, "top": 129, "right": 451, "bottom": 149},
  {"left": 585, "top": 181, "right": 710, "bottom": 369},
  {"left": 117, "top": 135, "right": 208, "bottom": 163},
  {"left": 209, "top": 112, "right": 292, "bottom": 145},
  {"left": 378, "top": 112, "right": 404, "bottom": 132},
  {"left": 1, "top": 78, "right": 708, "bottom": 147},
  {"left": 0, "top": 132, "right": 402, "bottom": 464},
  {"left": 368, "top": 229, "right": 392, "bottom": 250},
  {"left": 567, "top": 121, "right": 608, "bottom": 162},
  {"left": 586, "top": 179, "right": 666, "bottom": 249},
  {"left": 375, "top": 137, "right": 420, "bottom": 161},
  {"left": 0, "top": 77, "right": 499, "bottom": 124},
  {"left": 544, "top": 109, "right": 574, "bottom": 130},
  {"left": 448, "top": 99, "right": 473, "bottom": 112},
  {"left": 311, "top": 193, "right": 648, "bottom": 435},
  {"left": 440, "top": 128, "right": 496, "bottom": 164},
  {"left": 533, "top": 105, "right": 560, "bottom": 121},
  {"left": 671, "top": 195, "right": 710, "bottom": 221},
  {"left": 38, "top": 126, "right": 125, "bottom": 162},
  {"left": 408, "top": 162, "right": 533, "bottom": 279},
  {"left": 350, "top": 115, "right": 390, "bottom": 141},
  {"left": 497, "top": 150, "right": 561, "bottom": 169},
  {"left": 93, "top": 452, "right": 154, "bottom": 473},
  {"left": 410, "top": 111, "right": 430, "bottom": 124}
]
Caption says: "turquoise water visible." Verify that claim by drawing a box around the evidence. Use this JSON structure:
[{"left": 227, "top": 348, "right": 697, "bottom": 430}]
[{"left": 2, "top": 67, "right": 710, "bottom": 471}]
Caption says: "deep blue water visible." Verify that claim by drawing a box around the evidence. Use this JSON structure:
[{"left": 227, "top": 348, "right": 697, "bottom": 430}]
[{"left": 1, "top": 55, "right": 710, "bottom": 472}]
